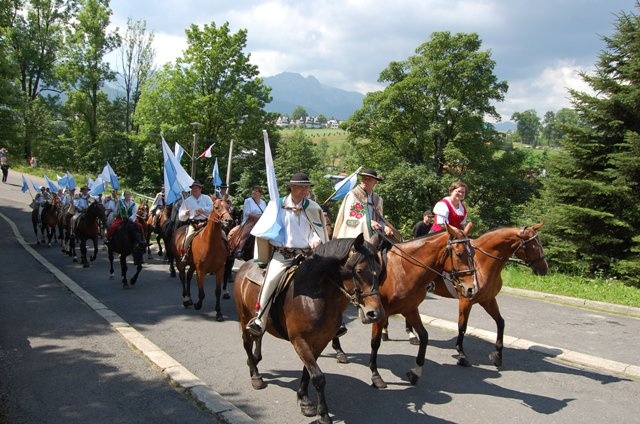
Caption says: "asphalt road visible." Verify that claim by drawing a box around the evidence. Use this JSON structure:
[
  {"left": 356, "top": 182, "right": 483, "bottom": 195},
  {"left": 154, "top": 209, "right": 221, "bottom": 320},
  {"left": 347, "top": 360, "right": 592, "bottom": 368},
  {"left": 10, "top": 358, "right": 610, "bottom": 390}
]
[{"left": 1, "top": 170, "right": 639, "bottom": 424}]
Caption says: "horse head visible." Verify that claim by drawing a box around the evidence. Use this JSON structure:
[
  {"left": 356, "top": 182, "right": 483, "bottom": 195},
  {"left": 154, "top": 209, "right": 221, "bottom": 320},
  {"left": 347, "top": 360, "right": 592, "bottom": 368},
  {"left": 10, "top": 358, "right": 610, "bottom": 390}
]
[
  {"left": 210, "top": 197, "right": 234, "bottom": 230},
  {"left": 339, "top": 233, "right": 384, "bottom": 324},
  {"left": 87, "top": 200, "right": 106, "bottom": 220},
  {"left": 514, "top": 222, "right": 549, "bottom": 276},
  {"left": 443, "top": 224, "right": 478, "bottom": 299}
]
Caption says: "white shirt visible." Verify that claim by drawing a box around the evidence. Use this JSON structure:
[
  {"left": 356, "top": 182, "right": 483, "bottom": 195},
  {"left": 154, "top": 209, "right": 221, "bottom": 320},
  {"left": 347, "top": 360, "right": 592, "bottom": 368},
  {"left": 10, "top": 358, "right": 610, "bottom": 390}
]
[
  {"left": 433, "top": 198, "right": 467, "bottom": 226},
  {"left": 272, "top": 195, "right": 322, "bottom": 249},
  {"left": 242, "top": 196, "right": 266, "bottom": 224},
  {"left": 179, "top": 194, "right": 213, "bottom": 221}
]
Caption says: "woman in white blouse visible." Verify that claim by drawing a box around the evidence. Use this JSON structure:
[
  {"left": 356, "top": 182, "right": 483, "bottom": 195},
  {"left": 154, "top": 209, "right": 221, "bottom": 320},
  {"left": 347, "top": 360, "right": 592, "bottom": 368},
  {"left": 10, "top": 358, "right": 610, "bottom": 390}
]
[{"left": 242, "top": 185, "right": 267, "bottom": 224}]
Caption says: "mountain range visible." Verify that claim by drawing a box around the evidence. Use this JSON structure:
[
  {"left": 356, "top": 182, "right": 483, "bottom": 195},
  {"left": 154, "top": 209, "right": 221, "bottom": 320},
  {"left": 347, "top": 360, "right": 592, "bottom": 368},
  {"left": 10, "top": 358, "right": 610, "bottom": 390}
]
[{"left": 262, "top": 72, "right": 365, "bottom": 120}]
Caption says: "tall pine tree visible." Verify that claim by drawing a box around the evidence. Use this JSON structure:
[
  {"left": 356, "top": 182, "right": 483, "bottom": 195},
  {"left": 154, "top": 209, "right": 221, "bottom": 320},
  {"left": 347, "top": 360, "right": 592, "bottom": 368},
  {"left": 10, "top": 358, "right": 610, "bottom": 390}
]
[{"left": 530, "top": 3, "right": 640, "bottom": 284}]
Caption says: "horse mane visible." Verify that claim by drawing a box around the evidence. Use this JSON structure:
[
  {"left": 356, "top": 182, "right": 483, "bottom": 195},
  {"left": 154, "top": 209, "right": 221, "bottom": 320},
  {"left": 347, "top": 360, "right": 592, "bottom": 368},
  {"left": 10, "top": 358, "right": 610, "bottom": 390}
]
[{"left": 314, "top": 237, "right": 356, "bottom": 262}]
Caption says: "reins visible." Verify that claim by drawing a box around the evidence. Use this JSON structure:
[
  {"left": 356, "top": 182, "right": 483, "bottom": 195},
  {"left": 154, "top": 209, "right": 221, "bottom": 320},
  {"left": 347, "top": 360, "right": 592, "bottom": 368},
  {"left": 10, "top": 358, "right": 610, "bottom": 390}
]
[
  {"left": 472, "top": 231, "right": 546, "bottom": 268},
  {"left": 377, "top": 231, "right": 476, "bottom": 283},
  {"left": 335, "top": 245, "right": 380, "bottom": 307}
]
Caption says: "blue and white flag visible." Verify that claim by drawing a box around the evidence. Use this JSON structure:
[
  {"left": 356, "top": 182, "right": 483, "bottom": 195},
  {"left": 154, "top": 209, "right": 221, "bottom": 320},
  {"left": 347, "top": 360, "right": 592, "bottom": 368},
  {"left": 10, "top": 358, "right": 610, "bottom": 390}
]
[
  {"left": 21, "top": 174, "right": 29, "bottom": 193},
  {"left": 87, "top": 177, "right": 94, "bottom": 189},
  {"left": 174, "top": 142, "right": 185, "bottom": 162},
  {"left": 56, "top": 174, "right": 66, "bottom": 187},
  {"left": 44, "top": 174, "right": 59, "bottom": 192},
  {"left": 251, "top": 130, "right": 284, "bottom": 243},
  {"left": 65, "top": 171, "right": 76, "bottom": 188},
  {"left": 100, "top": 162, "right": 119, "bottom": 190},
  {"left": 212, "top": 157, "right": 222, "bottom": 188},
  {"left": 89, "top": 177, "right": 105, "bottom": 196},
  {"left": 31, "top": 180, "right": 40, "bottom": 192},
  {"left": 162, "top": 137, "right": 194, "bottom": 205},
  {"left": 330, "top": 166, "right": 362, "bottom": 201}
]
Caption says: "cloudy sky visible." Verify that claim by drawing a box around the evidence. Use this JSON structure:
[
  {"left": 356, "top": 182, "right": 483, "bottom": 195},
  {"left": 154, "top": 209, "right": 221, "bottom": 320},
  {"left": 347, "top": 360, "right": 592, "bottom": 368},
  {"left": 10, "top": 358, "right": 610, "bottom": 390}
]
[{"left": 107, "top": 0, "right": 634, "bottom": 122}]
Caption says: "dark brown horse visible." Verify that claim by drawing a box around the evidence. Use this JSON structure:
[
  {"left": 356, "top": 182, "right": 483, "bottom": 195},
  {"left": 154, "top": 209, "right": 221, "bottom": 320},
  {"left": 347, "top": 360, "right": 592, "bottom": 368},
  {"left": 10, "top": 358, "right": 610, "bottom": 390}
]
[
  {"left": 69, "top": 201, "right": 106, "bottom": 267},
  {"left": 234, "top": 234, "right": 384, "bottom": 424},
  {"left": 331, "top": 225, "right": 477, "bottom": 389},
  {"left": 428, "top": 222, "right": 548, "bottom": 367},
  {"left": 170, "top": 198, "right": 233, "bottom": 320},
  {"left": 107, "top": 219, "right": 147, "bottom": 288}
]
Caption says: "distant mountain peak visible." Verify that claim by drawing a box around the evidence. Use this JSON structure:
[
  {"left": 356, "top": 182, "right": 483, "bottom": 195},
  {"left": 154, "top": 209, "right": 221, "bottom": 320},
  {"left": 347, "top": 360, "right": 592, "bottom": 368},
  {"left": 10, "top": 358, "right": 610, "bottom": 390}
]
[{"left": 263, "top": 72, "right": 364, "bottom": 120}]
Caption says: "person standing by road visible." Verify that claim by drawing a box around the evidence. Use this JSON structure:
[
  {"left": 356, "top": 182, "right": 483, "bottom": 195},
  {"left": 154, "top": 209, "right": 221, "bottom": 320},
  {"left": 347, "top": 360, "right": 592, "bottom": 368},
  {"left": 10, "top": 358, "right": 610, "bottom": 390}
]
[{"left": 413, "top": 211, "right": 434, "bottom": 238}]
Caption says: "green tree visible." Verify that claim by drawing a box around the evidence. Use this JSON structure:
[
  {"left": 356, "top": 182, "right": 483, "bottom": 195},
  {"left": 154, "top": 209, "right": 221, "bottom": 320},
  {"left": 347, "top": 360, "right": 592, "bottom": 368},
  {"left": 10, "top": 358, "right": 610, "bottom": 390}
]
[
  {"left": 511, "top": 109, "right": 541, "bottom": 146},
  {"left": 274, "top": 128, "right": 321, "bottom": 193},
  {"left": 527, "top": 4, "right": 640, "bottom": 283},
  {"left": 118, "top": 18, "right": 155, "bottom": 133},
  {"left": 291, "top": 105, "right": 307, "bottom": 122},
  {"left": 5, "top": 0, "right": 75, "bottom": 161},
  {"left": 59, "top": 0, "right": 121, "bottom": 167},
  {"left": 344, "top": 31, "right": 508, "bottom": 177},
  {"left": 134, "top": 21, "right": 275, "bottom": 190}
]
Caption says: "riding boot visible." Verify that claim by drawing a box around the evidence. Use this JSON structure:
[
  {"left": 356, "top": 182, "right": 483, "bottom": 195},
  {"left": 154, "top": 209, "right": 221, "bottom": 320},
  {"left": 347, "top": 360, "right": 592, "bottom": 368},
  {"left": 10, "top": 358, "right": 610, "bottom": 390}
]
[{"left": 246, "top": 255, "right": 288, "bottom": 337}]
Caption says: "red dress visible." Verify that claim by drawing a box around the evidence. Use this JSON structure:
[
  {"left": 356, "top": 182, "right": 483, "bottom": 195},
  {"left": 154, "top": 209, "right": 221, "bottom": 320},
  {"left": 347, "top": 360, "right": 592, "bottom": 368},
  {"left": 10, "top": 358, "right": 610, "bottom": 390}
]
[{"left": 430, "top": 198, "right": 466, "bottom": 232}]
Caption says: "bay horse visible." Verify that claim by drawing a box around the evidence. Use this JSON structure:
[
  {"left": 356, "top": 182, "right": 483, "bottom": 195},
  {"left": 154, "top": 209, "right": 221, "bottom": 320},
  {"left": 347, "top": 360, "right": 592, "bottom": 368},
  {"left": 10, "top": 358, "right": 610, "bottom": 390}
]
[
  {"left": 169, "top": 198, "right": 233, "bottom": 320},
  {"left": 31, "top": 199, "right": 59, "bottom": 245},
  {"left": 234, "top": 234, "right": 384, "bottom": 424},
  {"left": 429, "top": 222, "right": 548, "bottom": 367},
  {"left": 222, "top": 214, "right": 259, "bottom": 298},
  {"left": 331, "top": 225, "right": 477, "bottom": 389},
  {"left": 107, "top": 219, "right": 148, "bottom": 288},
  {"left": 135, "top": 202, "right": 153, "bottom": 260},
  {"left": 145, "top": 204, "right": 172, "bottom": 258},
  {"left": 69, "top": 201, "right": 106, "bottom": 267}
]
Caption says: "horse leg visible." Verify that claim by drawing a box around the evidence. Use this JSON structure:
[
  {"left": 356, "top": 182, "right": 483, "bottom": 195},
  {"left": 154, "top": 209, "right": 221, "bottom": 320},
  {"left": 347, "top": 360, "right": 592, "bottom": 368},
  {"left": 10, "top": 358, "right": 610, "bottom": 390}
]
[
  {"left": 369, "top": 318, "right": 388, "bottom": 389},
  {"left": 293, "top": 344, "right": 330, "bottom": 423},
  {"left": 297, "top": 366, "right": 317, "bottom": 418},
  {"left": 156, "top": 234, "right": 163, "bottom": 257},
  {"left": 455, "top": 298, "right": 474, "bottom": 367},
  {"left": 131, "top": 261, "right": 142, "bottom": 286},
  {"left": 81, "top": 240, "right": 89, "bottom": 267},
  {"left": 180, "top": 265, "right": 193, "bottom": 307},
  {"left": 331, "top": 337, "right": 349, "bottom": 364},
  {"left": 90, "top": 237, "right": 98, "bottom": 261},
  {"left": 33, "top": 220, "right": 41, "bottom": 245},
  {"left": 213, "top": 270, "right": 224, "bottom": 321},
  {"left": 222, "top": 256, "right": 234, "bottom": 299},
  {"left": 193, "top": 269, "right": 205, "bottom": 311},
  {"left": 108, "top": 248, "right": 115, "bottom": 279},
  {"left": 242, "top": 328, "right": 265, "bottom": 389},
  {"left": 120, "top": 254, "right": 129, "bottom": 288},
  {"left": 480, "top": 297, "right": 505, "bottom": 367},
  {"left": 403, "top": 308, "right": 429, "bottom": 385}
]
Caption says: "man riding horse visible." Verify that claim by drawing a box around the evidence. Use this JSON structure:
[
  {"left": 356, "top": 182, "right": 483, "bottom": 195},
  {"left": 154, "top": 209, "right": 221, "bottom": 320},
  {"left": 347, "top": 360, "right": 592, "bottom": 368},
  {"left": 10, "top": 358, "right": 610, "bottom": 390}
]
[
  {"left": 105, "top": 191, "right": 143, "bottom": 243},
  {"left": 70, "top": 186, "right": 91, "bottom": 237}
]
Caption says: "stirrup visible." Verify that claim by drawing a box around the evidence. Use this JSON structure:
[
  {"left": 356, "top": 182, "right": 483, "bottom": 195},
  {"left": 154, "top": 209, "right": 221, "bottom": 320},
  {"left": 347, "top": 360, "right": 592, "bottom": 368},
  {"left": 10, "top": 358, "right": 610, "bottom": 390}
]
[{"left": 246, "top": 317, "right": 263, "bottom": 337}]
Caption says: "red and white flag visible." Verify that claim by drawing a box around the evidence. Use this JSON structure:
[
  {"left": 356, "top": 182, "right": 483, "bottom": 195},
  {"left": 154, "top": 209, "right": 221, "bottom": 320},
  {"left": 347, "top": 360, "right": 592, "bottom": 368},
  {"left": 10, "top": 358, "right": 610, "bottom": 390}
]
[{"left": 198, "top": 143, "right": 215, "bottom": 159}]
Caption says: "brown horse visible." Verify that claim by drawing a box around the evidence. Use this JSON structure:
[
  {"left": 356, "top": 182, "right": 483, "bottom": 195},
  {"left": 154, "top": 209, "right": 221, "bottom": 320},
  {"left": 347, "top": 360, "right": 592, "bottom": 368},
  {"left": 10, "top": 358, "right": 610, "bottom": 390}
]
[
  {"left": 426, "top": 222, "right": 548, "bottom": 368},
  {"left": 31, "top": 198, "right": 60, "bottom": 246},
  {"left": 222, "top": 214, "right": 259, "bottom": 298},
  {"left": 69, "top": 201, "right": 106, "bottom": 267},
  {"left": 145, "top": 204, "right": 172, "bottom": 258},
  {"left": 135, "top": 202, "right": 153, "bottom": 260},
  {"left": 170, "top": 198, "right": 233, "bottom": 320},
  {"left": 331, "top": 225, "right": 477, "bottom": 389},
  {"left": 234, "top": 234, "right": 384, "bottom": 424}
]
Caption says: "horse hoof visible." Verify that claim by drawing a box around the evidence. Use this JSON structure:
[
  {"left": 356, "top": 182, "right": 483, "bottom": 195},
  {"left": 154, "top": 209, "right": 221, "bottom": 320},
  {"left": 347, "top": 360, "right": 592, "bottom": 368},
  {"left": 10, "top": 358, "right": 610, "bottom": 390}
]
[
  {"left": 109, "top": 274, "right": 114, "bottom": 280},
  {"left": 489, "top": 352, "right": 502, "bottom": 367},
  {"left": 406, "top": 370, "right": 419, "bottom": 385},
  {"left": 409, "top": 336, "right": 420, "bottom": 345},
  {"left": 183, "top": 301, "right": 193, "bottom": 308},
  {"left": 73, "top": 258, "right": 78, "bottom": 263},
  {"left": 381, "top": 332, "right": 389, "bottom": 342},
  {"left": 300, "top": 402, "right": 317, "bottom": 417},
  {"left": 371, "top": 374, "right": 387, "bottom": 389},
  {"left": 130, "top": 279, "right": 137, "bottom": 286},
  {"left": 336, "top": 352, "right": 349, "bottom": 364},
  {"left": 251, "top": 376, "right": 266, "bottom": 390},
  {"left": 222, "top": 292, "right": 230, "bottom": 299},
  {"left": 456, "top": 356, "right": 472, "bottom": 367},
  {"left": 216, "top": 313, "right": 224, "bottom": 322},
  {"left": 83, "top": 263, "right": 89, "bottom": 268},
  {"left": 170, "top": 271, "right": 176, "bottom": 278}
]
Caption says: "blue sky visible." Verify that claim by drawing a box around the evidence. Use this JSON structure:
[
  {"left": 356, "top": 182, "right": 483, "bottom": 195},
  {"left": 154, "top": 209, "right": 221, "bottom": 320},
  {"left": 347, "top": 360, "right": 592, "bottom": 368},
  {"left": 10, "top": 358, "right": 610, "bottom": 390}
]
[{"left": 107, "top": 0, "right": 635, "bottom": 122}]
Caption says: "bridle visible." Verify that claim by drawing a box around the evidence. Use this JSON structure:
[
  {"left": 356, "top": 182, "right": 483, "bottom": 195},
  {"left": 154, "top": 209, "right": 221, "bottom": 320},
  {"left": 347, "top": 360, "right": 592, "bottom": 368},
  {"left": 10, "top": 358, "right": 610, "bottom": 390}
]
[
  {"left": 337, "top": 244, "right": 381, "bottom": 307},
  {"left": 378, "top": 231, "right": 477, "bottom": 295},
  {"left": 472, "top": 229, "right": 546, "bottom": 268}
]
